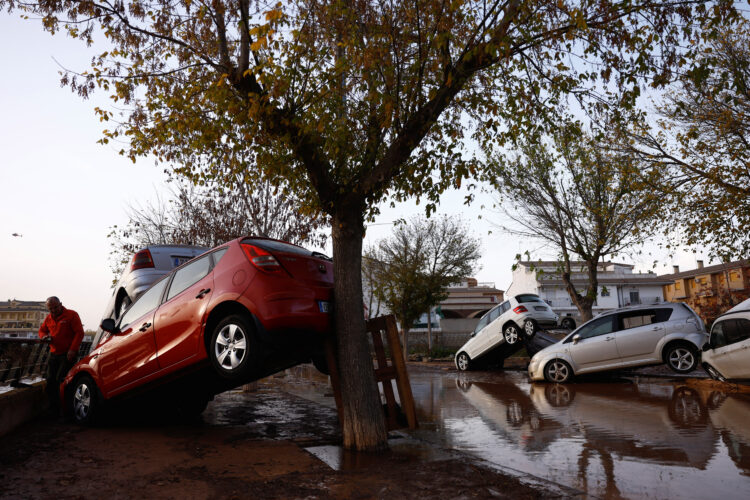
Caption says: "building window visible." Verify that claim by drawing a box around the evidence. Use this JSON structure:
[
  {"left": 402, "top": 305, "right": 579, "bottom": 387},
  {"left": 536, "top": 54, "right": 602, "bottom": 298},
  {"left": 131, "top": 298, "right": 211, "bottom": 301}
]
[{"left": 675, "top": 281, "right": 682, "bottom": 291}]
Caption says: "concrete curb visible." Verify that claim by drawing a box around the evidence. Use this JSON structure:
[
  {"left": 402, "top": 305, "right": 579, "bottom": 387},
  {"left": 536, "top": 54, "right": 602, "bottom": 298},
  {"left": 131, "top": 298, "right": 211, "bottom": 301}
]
[{"left": 0, "top": 381, "right": 47, "bottom": 438}]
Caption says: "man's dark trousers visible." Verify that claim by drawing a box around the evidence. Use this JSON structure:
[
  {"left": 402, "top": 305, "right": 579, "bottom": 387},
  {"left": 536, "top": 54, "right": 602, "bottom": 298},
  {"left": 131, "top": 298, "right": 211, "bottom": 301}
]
[{"left": 45, "top": 353, "right": 72, "bottom": 412}]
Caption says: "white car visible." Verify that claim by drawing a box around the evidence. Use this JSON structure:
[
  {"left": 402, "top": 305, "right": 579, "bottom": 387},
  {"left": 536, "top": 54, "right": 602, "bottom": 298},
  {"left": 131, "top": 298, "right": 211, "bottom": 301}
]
[
  {"left": 528, "top": 302, "right": 707, "bottom": 383},
  {"left": 455, "top": 293, "right": 559, "bottom": 371},
  {"left": 701, "top": 302, "right": 750, "bottom": 382}
]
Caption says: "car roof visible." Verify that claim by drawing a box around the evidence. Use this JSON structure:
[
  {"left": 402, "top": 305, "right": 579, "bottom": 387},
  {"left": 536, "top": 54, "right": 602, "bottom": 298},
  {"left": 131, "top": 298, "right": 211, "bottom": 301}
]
[{"left": 715, "top": 298, "right": 750, "bottom": 321}]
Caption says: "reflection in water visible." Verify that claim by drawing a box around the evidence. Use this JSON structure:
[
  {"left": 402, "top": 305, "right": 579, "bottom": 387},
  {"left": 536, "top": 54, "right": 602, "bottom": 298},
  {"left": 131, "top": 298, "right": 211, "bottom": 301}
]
[{"left": 407, "top": 369, "right": 750, "bottom": 499}]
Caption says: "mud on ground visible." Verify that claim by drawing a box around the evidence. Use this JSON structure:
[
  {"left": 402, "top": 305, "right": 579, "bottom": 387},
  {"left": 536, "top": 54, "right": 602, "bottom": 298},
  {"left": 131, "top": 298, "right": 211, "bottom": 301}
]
[{"left": 0, "top": 382, "right": 571, "bottom": 500}]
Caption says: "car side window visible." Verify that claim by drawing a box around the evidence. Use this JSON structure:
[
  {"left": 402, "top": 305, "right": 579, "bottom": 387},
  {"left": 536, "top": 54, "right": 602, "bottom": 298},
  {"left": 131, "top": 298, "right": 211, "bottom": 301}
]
[
  {"left": 488, "top": 305, "right": 502, "bottom": 323},
  {"left": 120, "top": 278, "right": 169, "bottom": 328},
  {"left": 501, "top": 301, "right": 510, "bottom": 313},
  {"left": 620, "top": 310, "right": 657, "bottom": 330},
  {"left": 722, "top": 318, "right": 750, "bottom": 346},
  {"left": 576, "top": 315, "right": 615, "bottom": 340},
  {"left": 167, "top": 254, "right": 212, "bottom": 301},
  {"left": 211, "top": 247, "right": 228, "bottom": 266},
  {"left": 710, "top": 321, "right": 727, "bottom": 349},
  {"left": 473, "top": 314, "right": 491, "bottom": 336},
  {"left": 737, "top": 318, "right": 750, "bottom": 343}
]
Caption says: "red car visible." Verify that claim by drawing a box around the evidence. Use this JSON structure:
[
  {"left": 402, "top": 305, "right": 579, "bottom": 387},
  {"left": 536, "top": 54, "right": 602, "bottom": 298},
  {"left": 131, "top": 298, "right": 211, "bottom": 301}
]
[{"left": 62, "top": 237, "right": 334, "bottom": 424}]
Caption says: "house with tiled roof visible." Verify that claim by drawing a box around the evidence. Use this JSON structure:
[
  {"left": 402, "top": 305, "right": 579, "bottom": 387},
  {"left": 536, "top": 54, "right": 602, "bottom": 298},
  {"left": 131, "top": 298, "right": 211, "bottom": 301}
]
[{"left": 659, "top": 260, "right": 750, "bottom": 324}]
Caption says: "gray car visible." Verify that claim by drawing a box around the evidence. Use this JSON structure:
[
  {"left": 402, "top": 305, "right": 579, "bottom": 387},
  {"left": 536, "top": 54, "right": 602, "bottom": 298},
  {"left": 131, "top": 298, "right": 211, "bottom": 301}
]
[{"left": 528, "top": 302, "right": 707, "bottom": 383}]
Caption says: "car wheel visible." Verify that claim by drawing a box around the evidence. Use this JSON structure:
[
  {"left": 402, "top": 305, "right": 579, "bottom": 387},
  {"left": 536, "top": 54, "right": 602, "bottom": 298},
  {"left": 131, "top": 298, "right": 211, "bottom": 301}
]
[
  {"left": 456, "top": 352, "right": 472, "bottom": 371},
  {"left": 544, "top": 359, "right": 572, "bottom": 383},
  {"left": 665, "top": 344, "right": 698, "bottom": 373},
  {"left": 68, "top": 375, "right": 100, "bottom": 425},
  {"left": 503, "top": 324, "right": 520, "bottom": 345},
  {"left": 523, "top": 319, "right": 537, "bottom": 338},
  {"left": 704, "top": 364, "right": 726, "bottom": 382},
  {"left": 209, "top": 314, "right": 258, "bottom": 381},
  {"left": 561, "top": 317, "right": 576, "bottom": 330}
]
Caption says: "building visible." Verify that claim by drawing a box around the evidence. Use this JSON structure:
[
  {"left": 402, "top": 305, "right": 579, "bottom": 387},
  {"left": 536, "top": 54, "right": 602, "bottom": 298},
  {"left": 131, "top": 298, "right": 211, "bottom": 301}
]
[
  {"left": 0, "top": 299, "right": 47, "bottom": 339},
  {"left": 660, "top": 260, "right": 750, "bottom": 324},
  {"left": 506, "top": 261, "right": 672, "bottom": 321},
  {"left": 438, "top": 278, "right": 505, "bottom": 319}
]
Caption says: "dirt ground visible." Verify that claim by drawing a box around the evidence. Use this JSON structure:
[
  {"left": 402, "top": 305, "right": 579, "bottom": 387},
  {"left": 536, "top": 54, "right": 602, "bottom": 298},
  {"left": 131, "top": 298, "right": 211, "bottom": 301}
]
[{"left": 0, "top": 383, "right": 576, "bottom": 500}]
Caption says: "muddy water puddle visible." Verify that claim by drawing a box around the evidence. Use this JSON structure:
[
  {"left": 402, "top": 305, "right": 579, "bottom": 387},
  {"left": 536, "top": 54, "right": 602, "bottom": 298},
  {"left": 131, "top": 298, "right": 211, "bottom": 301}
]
[
  {"left": 225, "top": 364, "right": 750, "bottom": 498},
  {"left": 407, "top": 368, "right": 750, "bottom": 499}
]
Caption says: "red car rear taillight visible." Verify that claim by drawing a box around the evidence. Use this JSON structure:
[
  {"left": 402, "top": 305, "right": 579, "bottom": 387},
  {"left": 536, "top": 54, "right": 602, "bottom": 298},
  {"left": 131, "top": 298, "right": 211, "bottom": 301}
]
[
  {"left": 513, "top": 305, "right": 528, "bottom": 314},
  {"left": 241, "top": 243, "right": 284, "bottom": 274},
  {"left": 131, "top": 249, "right": 155, "bottom": 271}
]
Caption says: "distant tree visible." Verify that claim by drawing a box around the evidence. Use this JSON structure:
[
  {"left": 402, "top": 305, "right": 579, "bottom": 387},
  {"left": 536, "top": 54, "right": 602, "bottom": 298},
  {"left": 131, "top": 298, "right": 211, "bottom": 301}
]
[
  {"left": 108, "top": 176, "right": 327, "bottom": 281},
  {"left": 492, "top": 124, "right": 663, "bottom": 322},
  {"left": 365, "top": 217, "right": 481, "bottom": 356},
  {"left": 613, "top": 21, "right": 750, "bottom": 260}
]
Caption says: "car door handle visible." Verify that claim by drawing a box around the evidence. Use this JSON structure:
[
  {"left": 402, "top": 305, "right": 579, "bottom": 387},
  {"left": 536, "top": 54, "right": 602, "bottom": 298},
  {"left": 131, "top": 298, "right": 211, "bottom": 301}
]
[
  {"left": 139, "top": 322, "right": 152, "bottom": 332},
  {"left": 196, "top": 288, "right": 211, "bottom": 299},
  {"left": 605, "top": 337, "right": 615, "bottom": 341},
  {"left": 652, "top": 326, "right": 661, "bottom": 331}
]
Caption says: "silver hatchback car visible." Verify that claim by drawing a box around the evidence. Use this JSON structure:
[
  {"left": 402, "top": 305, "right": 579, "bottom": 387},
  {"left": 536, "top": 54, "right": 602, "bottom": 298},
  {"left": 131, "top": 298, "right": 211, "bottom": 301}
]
[{"left": 528, "top": 302, "right": 707, "bottom": 383}]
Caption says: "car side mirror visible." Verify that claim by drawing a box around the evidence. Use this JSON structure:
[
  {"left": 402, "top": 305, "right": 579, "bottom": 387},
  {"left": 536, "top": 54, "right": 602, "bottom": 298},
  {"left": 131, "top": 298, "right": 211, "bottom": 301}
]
[
  {"left": 702, "top": 343, "right": 712, "bottom": 352},
  {"left": 100, "top": 318, "right": 121, "bottom": 335},
  {"left": 572, "top": 334, "right": 581, "bottom": 344}
]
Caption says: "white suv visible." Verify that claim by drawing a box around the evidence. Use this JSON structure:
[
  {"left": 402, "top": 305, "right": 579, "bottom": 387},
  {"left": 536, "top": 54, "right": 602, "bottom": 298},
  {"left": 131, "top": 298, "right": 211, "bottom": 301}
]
[
  {"left": 528, "top": 302, "right": 707, "bottom": 383},
  {"left": 701, "top": 299, "right": 750, "bottom": 381},
  {"left": 455, "top": 293, "right": 559, "bottom": 371}
]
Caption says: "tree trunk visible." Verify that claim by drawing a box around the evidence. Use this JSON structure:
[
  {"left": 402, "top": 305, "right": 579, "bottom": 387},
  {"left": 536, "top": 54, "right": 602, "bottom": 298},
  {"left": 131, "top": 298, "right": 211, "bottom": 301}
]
[
  {"left": 561, "top": 266, "right": 596, "bottom": 323},
  {"left": 331, "top": 209, "right": 388, "bottom": 451}
]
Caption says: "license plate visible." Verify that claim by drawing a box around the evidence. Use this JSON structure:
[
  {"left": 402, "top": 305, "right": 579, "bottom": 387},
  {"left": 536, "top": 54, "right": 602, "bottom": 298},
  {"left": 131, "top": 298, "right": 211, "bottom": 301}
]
[
  {"left": 534, "top": 306, "right": 548, "bottom": 311},
  {"left": 172, "top": 256, "right": 192, "bottom": 267},
  {"left": 318, "top": 301, "right": 331, "bottom": 313}
]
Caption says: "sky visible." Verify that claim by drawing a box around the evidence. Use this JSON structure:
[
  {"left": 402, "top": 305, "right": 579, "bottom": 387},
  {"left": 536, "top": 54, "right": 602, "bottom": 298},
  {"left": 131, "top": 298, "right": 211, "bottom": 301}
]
[{"left": 0, "top": 13, "right": 715, "bottom": 330}]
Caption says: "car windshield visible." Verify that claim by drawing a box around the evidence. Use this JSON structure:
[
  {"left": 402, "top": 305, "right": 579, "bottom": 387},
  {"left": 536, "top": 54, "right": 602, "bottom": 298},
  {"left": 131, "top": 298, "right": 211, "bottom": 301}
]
[{"left": 515, "top": 294, "right": 544, "bottom": 303}]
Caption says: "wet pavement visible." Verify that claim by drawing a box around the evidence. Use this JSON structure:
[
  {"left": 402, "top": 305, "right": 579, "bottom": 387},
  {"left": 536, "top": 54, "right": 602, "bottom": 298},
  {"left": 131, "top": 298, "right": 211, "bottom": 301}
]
[
  {"left": 4, "top": 363, "right": 750, "bottom": 499},
  {"left": 403, "top": 366, "right": 750, "bottom": 500}
]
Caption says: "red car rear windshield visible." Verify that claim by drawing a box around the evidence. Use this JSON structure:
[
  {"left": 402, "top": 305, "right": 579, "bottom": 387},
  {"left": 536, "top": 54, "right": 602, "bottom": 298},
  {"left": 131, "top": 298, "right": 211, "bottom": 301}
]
[{"left": 242, "top": 238, "right": 312, "bottom": 256}]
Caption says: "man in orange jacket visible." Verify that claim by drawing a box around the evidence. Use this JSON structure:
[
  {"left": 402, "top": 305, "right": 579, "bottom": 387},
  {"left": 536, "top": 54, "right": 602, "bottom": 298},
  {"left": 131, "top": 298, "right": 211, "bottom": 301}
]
[{"left": 39, "top": 296, "right": 84, "bottom": 412}]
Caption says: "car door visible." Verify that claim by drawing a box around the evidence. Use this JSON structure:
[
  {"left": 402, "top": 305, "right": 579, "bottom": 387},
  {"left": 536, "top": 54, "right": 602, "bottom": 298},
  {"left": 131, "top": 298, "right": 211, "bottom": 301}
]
[
  {"left": 483, "top": 302, "right": 509, "bottom": 348},
  {"left": 465, "top": 308, "right": 495, "bottom": 358},
  {"left": 152, "top": 252, "right": 218, "bottom": 370},
  {"left": 97, "top": 277, "right": 169, "bottom": 394},
  {"left": 724, "top": 317, "right": 750, "bottom": 379},
  {"left": 706, "top": 320, "right": 735, "bottom": 377},
  {"left": 614, "top": 309, "right": 666, "bottom": 362},
  {"left": 568, "top": 314, "right": 619, "bottom": 371}
]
